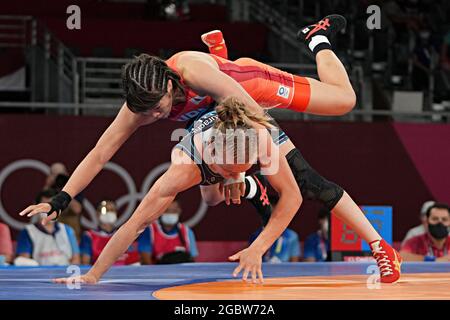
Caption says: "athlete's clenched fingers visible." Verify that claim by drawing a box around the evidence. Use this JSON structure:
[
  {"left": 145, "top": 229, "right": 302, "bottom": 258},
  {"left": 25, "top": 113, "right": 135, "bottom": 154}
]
[
  {"left": 240, "top": 182, "right": 245, "bottom": 198},
  {"left": 230, "top": 184, "right": 241, "bottom": 204},
  {"left": 224, "top": 186, "right": 231, "bottom": 205}
]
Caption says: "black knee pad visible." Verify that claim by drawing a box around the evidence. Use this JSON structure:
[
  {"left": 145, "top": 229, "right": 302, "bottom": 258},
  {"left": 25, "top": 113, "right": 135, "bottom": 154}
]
[{"left": 286, "top": 148, "right": 344, "bottom": 210}]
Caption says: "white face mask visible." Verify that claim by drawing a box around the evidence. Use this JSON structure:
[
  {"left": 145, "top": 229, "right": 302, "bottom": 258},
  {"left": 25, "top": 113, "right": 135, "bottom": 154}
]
[
  {"left": 160, "top": 213, "right": 179, "bottom": 226},
  {"left": 99, "top": 211, "right": 117, "bottom": 225}
]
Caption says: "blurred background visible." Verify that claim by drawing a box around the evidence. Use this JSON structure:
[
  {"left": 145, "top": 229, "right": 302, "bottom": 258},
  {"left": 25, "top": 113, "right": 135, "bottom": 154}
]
[{"left": 0, "top": 0, "right": 449, "bottom": 266}]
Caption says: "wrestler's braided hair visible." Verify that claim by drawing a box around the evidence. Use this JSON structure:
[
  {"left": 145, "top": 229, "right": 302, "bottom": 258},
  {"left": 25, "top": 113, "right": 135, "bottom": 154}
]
[
  {"left": 122, "top": 54, "right": 185, "bottom": 113},
  {"left": 212, "top": 97, "right": 272, "bottom": 164}
]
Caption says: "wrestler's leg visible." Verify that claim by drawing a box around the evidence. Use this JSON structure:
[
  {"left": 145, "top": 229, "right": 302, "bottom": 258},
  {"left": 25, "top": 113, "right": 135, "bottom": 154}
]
[
  {"left": 330, "top": 191, "right": 381, "bottom": 243},
  {"left": 288, "top": 149, "right": 402, "bottom": 283},
  {"left": 304, "top": 50, "right": 356, "bottom": 116},
  {"left": 284, "top": 145, "right": 380, "bottom": 243},
  {"left": 289, "top": 14, "right": 356, "bottom": 115}
]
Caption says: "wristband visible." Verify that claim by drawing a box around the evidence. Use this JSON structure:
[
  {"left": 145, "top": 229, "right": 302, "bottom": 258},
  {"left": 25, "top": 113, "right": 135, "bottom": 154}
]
[
  {"left": 223, "top": 172, "right": 245, "bottom": 186},
  {"left": 424, "top": 255, "right": 436, "bottom": 262},
  {"left": 46, "top": 191, "right": 72, "bottom": 221}
]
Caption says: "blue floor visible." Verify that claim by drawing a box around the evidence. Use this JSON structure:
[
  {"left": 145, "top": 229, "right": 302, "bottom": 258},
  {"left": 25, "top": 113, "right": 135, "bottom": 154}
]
[{"left": 1, "top": 262, "right": 449, "bottom": 300}]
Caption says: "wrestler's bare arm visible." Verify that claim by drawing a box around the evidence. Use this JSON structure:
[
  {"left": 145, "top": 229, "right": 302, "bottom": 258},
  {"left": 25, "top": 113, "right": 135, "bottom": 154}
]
[
  {"left": 53, "top": 150, "right": 201, "bottom": 283},
  {"left": 62, "top": 104, "right": 151, "bottom": 198}
]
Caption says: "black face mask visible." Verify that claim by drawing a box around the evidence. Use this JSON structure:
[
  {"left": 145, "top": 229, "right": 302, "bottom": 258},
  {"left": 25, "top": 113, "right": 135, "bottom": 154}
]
[{"left": 428, "top": 223, "right": 449, "bottom": 240}]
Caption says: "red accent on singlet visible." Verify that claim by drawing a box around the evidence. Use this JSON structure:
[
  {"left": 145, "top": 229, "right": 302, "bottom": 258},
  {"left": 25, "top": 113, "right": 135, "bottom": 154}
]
[{"left": 149, "top": 222, "right": 190, "bottom": 260}]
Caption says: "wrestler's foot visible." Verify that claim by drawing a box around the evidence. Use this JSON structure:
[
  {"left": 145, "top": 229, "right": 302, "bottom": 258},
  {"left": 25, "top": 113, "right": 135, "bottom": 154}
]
[
  {"left": 297, "top": 14, "right": 346, "bottom": 42},
  {"left": 201, "top": 30, "right": 228, "bottom": 59},
  {"left": 297, "top": 14, "right": 346, "bottom": 54},
  {"left": 370, "top": 239, "right": 402, "bottom": 283}
]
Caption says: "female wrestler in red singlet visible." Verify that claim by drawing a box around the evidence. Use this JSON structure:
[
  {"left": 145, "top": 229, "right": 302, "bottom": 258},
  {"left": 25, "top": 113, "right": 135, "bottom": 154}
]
[{"left": 125, "top": 15, "right": 355, "bottom": 124}]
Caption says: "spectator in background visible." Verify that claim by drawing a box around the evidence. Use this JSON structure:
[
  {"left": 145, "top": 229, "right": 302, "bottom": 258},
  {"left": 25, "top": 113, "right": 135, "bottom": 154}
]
[
  {"left": 303, "top": 208, "right": 330, "bottom": 262},
  {"left": 45, "top": 162, "right": 83, "bottom": 241},
  {"left": 401, "top": 203, "right": 450, "bottom": 262},
  {"left": 44, "top": 162, "right": 68, "bottom": 189},
  {"left": 0, "top": 222, "right": 13, "bottom": 265},
  {"left": 79, "top": 200, "right": 139, "bottom": 265},
  {"left": 440, "top": 29, "right": 450, "bottom": 98},
  {"left": 15, "top": 189, "right": 80, "bottom": 266},
  {"left": 379, "top": 0, "right": 422, "bottom": 53},
  {"left": 138, "top": 200, "right": 198, "bottom": 264},
  {"left": 412, "top": 27, "right": 439, "bottom": 92},
  {"left": 249, "top": 194, "right": 301, "bottom": 263},
  {"left": 382, "top": 0, "right": 423, "bottom": 33},
  {"left": 441, "top": 30, "right": 450, "bottom": 69},
  {"left": 402, "top": 200, "right": 435, "bottom": 246},
  {"left": 162, "top": 0, "right": 190, "bottom": 20}
]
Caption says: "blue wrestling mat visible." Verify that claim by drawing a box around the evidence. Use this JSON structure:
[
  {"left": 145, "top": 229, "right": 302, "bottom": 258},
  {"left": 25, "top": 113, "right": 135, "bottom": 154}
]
[{"left": 1, "top": 262, "right": 449, "bottom": 300}]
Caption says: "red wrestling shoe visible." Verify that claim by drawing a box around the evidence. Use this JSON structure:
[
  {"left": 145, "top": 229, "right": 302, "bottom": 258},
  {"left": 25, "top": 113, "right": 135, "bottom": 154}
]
[
  {"left": 201, "top": 30, "right": 228, "bottom": 59},
  {"left": 369, "top": 239, "right": 402, "bottom": 283}
]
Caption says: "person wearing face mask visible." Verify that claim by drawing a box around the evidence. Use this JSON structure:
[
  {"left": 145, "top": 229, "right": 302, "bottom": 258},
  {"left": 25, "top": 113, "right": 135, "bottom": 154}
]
[
  {"left": 303, "top": 208, "right": 330, "bottom": 262},
  {"left": 15, "top": 189, "right": 80, "bottom": 266},
  {"left": 79, "top": 200, "right": 140, "bottom": 265},
  {"left": 401, "top": 200, "right": 435, "bottom": 246},
  {"left": 0, "top": 222, "right": 13, "bottom": 265},
  {"left": 401, "top": 203, "right": 450, "bottom": 262},
  {"left": 138, "top": 200, "right": 198, "bottom": 264}
]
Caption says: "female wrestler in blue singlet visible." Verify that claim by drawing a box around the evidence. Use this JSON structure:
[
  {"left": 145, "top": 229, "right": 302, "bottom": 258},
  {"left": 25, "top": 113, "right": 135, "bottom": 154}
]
[{"left": 24, "top": 97, "right": 301, "bottom": 284}]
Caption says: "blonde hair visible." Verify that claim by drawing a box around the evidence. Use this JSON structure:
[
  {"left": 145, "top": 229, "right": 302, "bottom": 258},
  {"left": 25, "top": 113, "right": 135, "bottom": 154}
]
[
  {"left": 211, "top": 97, "right": 271, "bottom": 165},
  {"left": 214, "top": 97, "right": 272, "bottom": 132}
]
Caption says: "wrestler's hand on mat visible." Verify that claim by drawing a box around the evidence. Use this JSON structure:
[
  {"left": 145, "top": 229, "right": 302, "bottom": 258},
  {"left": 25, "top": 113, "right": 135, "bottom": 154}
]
[
  {"left": 53, "top": 273, "right": 98, "bottom": 285},
  {"left": 18, "top": 203, "right": 58, "bottom": 225},
  {"left": 229, "top": 248, "right": 264, "bottom": 284},
  {"left": 221, "top": 182, "right": 245, "bottom": 205}
]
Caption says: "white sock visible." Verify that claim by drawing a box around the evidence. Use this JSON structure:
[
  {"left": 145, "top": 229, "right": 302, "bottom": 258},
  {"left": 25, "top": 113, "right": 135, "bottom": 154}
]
[
  {"left": 308, "top": 35, "right": 330, "bottom": 52},
  {"left": 245, "top": 176, "right": 257, "bottom": 199}
]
